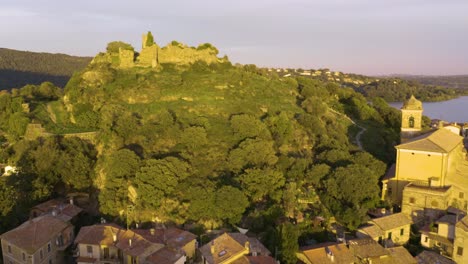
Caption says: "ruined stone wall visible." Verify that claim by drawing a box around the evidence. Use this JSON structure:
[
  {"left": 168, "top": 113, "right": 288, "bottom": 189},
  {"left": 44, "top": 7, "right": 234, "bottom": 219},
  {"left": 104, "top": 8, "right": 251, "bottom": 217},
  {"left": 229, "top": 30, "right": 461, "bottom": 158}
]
[
  {"left": 138, "top": 45, "right": 158, "bottom": 68},
  {"left": 119, "top": 48, "right": 135, "bottom": 68},
  {"left": 158, "top": 45, "right": 221, "bottom": 65}
]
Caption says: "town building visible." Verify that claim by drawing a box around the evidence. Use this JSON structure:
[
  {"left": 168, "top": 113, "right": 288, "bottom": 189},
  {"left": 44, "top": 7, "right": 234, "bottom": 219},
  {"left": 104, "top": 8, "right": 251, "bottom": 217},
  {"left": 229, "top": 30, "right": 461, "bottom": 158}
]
[
  {"left": 0, "top": 215, "right": 75, "bottom": 264},
  {"left": 381, "top": 95, "right": 468, "bottom": 225},
  {"left": 420, "top": 213, "right": 464, "bottom": 258},
  {"left": 74, "top": 224, "right": 193, "bottom": 264},
  {"left": 356, "top": 213, "right": 412, "bottom": 246},
  {"left": 199, "top": 233, "right": 274, "bottom": 264}
]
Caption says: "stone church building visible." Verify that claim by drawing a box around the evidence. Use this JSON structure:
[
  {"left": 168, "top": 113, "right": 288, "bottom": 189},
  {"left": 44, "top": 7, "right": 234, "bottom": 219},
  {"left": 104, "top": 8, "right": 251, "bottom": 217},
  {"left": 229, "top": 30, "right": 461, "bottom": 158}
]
[{"left": 381, "top": 95, "right": 468, "bottom": 224}]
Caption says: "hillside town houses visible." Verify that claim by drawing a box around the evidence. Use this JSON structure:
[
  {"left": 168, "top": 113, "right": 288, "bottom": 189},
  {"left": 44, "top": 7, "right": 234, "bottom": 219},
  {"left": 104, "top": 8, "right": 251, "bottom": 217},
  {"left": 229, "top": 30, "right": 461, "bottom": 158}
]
[{"left": 1, "top": 95, "right": 468, "bottom": 264}]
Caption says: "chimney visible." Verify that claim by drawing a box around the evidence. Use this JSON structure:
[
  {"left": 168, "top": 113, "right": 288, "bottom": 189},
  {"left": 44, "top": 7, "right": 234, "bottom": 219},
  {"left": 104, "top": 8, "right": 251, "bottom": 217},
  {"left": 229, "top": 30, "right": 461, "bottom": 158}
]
[
  {"left": 244, "top": 241, "right": 250, "bottom": 253},
  {"left": 52, "top": 209, "right": 57, "bottom": 216},
  {"left": 150, "top": 228, "right": 155, "bottom": 235},
  {"left": 129, "top": 239, "right": 132, "bottom": 247},
  {"left": 112, "top": 234, "right": 117, "bottom": 242},
  {"left": 210, "top": 241, "right": 215, "bottom": 254},
  {"left": 69, "top": 198, "right": 74, "bottom": 205},
  {"left": 135, "top": 223, "right": 139, "bottom": 228}
]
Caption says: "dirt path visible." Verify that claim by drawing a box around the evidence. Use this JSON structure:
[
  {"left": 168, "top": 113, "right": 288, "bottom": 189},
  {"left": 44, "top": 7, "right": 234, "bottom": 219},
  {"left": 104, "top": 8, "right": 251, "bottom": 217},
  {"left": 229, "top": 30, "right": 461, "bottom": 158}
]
[{"left": 328, "top": 108, "right": 366, "bottom": 150}]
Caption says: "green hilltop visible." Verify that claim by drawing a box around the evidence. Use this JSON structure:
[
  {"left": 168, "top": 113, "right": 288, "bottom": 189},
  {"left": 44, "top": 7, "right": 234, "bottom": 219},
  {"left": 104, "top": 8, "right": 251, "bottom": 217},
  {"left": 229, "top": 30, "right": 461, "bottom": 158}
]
[{"left": 0, "top": 33, "right": 411, "bottom": 262}]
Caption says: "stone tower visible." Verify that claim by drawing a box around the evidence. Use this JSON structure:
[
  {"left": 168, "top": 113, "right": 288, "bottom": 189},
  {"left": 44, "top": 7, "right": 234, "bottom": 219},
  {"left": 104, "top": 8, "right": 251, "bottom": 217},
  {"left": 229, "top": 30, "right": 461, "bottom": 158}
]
[
  {"left": 401, "top": 95, "right": 423, "bottom": 141},
  {"left": 139, "top": 32, "right": 158, "bottom": 68}
]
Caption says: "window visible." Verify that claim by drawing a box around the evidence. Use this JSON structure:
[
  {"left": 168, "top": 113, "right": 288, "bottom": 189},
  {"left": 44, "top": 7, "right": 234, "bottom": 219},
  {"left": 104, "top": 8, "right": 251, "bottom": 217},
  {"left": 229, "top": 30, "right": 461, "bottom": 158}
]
[
  {"left": 103, "top": 247, "right": 109, "bottom": 259},
  {"left": 457, "top": 247, "right": 464, "bottom": 256},
  {"left": 400, "top": 228, "right": 404, "bottom": 236},
  {"left": 409, "top": 116, "right": 415, "bottom": 128},
  {"left": 409, "top": 197, "right": 416, "bottom": 204},
  {"left": 7, "top": 244, "right": 11, "bottom": 253},
  {"left": 22, "top": 252, "right": 26, "bottom": 261},
  {"left": 49, "top": 259, "right": 53, "bottom": 264},
  {"left": 424, "top": 236, "right": 429, "bottom": 243},
  {"left": 431, "top": 200, "right": 439, "bottom": 207},
  {"left": 87, "top": 245, "right": 93, "bottom": 254},
  {"left": 40, "top": 249, "right": 43, "bottom": 260},
  {"left": 460, "top": 192, "right": 465, "bottom": 199},
  {"left": 388, "top": 232, "right": 392, "bottom": 240},
  {"left": 131, "top": 256, "right": 137, "bottom": 264},
  {"left": 47, "top": 242, "right": 51, "bottom": 252}
]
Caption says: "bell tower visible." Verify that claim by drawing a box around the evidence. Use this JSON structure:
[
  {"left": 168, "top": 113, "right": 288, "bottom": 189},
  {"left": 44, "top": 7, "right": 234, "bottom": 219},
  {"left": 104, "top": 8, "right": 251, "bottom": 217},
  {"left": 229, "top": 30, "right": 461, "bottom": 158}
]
[{"left": 401, "top": 95, "right": 423, "bottom": 141}]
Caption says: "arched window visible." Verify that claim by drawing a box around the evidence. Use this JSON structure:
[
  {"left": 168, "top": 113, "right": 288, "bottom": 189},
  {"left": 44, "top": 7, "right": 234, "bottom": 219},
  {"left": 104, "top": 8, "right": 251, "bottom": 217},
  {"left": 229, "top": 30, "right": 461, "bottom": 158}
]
[{"left": 409, "top": 116, "right": 415, "bottom": 128}]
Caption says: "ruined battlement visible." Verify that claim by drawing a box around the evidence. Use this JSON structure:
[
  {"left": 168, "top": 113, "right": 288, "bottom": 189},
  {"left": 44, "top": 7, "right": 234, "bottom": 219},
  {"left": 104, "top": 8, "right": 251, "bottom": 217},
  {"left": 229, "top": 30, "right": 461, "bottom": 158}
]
[{"left": 100, "top": 31, "right": 225, "bottom": 69}]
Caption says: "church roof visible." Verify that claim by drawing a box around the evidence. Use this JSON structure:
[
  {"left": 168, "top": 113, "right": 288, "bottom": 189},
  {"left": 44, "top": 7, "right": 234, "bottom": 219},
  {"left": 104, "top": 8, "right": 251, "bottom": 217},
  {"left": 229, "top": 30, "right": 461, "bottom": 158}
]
[
  {"left": 402, "top": 95, "right": 423, "bottom": 110},
  {"left": 396, "top": 128, "right": 463, "bottom": 153}
]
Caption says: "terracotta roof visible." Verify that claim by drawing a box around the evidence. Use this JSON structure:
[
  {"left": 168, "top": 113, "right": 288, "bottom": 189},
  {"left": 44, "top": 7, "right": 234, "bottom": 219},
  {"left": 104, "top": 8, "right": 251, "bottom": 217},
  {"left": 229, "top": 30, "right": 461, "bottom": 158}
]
[
  {"left": 146, "top": 246, "right": 185, "bottom": 264},
  {"left": 75, "top": 224, "right": 164, "bottom": 257},
  {"left": 199, "top": 233, "right": 251, "bottom": 264},
  {"left": 0, "top": 215, "right": 71, "bottom": 254},
  {"left": 371, "top": 213, "right": 412, "bottom": 231},
  {"left": 348, "top": 239, "right": 416, "bottom": 264},
  {"left": 358, "top": 224, "right": 384, "bottom": 239},
  {"left": 387, "top": 246, "right": 417, "bottom": 264},
  {"left": 132, "top": 227, "right": 196, "bottom": 249},
  {"left": 348, "top": 239, "right": 388, "bottom": 258},
  {"left": 396, "top": 128, "right": 463, "bottom": 153},
  {"left": 229, "top": 233, "right": 271, "bottom": 256},
  {"left": 31, "top": 198, "right": 83, "bottom": 221},
  {"left": 402, "top": 95, "right": 423, "bottom": 110},
  {"left": 415, "top": 250, "right": 456, "bottom": 264},
  {"left": 299, "top": 242, "right": 354, "bottom": 264},
  {"left": 246, "top": 256, "right": 277, "bottom": 264},
  {"left": 436, "top": 215, "right": 459, "bottom": 225}
]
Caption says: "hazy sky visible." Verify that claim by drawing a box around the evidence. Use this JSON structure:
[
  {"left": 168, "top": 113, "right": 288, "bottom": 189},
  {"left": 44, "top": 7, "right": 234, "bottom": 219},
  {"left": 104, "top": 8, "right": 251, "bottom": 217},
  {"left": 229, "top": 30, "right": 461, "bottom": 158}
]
[{"left": 1, "top": 0, "right": 467, "bottom": 75}]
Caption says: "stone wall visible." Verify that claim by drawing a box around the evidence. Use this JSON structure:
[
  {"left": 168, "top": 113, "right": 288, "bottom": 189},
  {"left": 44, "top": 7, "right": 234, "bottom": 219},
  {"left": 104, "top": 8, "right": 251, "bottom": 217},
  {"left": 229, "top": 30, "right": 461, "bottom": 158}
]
[
  {"left": 138, "top": 45, "right": 158, "bottom": 68},
  {"left": 118, "top": 48, "right": 134, "bottom": 68},
  {"left": 158, "top": 44, "right": 221, "bottom": 65}
]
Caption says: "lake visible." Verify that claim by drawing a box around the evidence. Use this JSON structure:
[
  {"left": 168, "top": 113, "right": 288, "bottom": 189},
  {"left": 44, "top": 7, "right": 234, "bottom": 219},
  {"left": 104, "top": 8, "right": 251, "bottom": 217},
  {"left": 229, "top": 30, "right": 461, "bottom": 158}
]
[{"left": 389, "top": 96, "right": 468, "bottom": 122}]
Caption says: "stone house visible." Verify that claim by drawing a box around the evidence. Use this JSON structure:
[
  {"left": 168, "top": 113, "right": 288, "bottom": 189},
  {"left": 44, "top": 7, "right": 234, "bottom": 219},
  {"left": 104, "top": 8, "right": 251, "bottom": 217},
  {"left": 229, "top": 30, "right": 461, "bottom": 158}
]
[
  {"left": 415, "top": 250, "right": 456, "bottom": 264},
  {"left": 0, "top": 215, "right": 74, "bottom": 264},
  {"left": 199, "top": 233, "right": 274, "bottom": 264},
  {"left": 420, "top": 214, "right": 463, "bottom": 258},
  {"left": 356, "top": 213, "right": 412, "bottom": 246},
  {"left": 74, "top": 224, "right": 190, "bottom": 264},
  {"left": 453, "top": 215, "right": 468, "bottom": 263}
]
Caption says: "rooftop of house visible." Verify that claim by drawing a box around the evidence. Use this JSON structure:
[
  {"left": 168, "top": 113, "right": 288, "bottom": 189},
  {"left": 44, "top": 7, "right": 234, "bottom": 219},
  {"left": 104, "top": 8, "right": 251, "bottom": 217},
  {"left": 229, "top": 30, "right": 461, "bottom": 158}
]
[
  {"left": 298, "top": 242, "right": 354, "bottom": 264},
  {"left": 415, "top": 250, "right": 456, "bottom": 264},
  {"left": 132, "top": 227, "right": 196, "bottom": 249},
  {"left": 30, "top": 198, "right": 83, "bottom": 222},
  {"left": 456, "top": 215, "right": 468, "bottom": 232},
  {"left": 370, "top": 213, "right": 412, "bottom": 231},
  {"left": 74, "top": 224, "right": 164, "bottom": 257},
  {"left": 0, "top": 215, "right": 72, "bottom": 254},
  {"left": 199, "top": 233, "right": 270, "bottom": 264},
  {"left": 146, "top": 246, "right": 185, "bottom": 264},
  {"left": 436, "top": 214, "right": 460, "bottom": 225},
  {"left": 358, "top": 224, "right": 384, "bottom": 238},
  {"left": 348, "top": 239, "right": 415, "bottom": 264},
  {"left": 396, "top": 128, "right": 463, "bottom": 153}
]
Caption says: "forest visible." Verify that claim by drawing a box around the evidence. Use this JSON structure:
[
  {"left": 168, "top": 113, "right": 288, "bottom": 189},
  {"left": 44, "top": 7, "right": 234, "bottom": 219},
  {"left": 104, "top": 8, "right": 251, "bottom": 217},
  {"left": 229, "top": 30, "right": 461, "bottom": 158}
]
[
  {"left": 0, "top": 42, "right": 408, "bottom": 263},
  {"left": 0, "top": 48, "right": 91, "bottom": 90}
]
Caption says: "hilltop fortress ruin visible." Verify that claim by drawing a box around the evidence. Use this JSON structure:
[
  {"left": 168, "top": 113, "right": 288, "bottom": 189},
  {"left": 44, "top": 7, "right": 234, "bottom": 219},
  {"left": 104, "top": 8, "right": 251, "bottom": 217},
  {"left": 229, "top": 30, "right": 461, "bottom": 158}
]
[{"left": 91, "top": 31, "right": 226, "bottom": 69}]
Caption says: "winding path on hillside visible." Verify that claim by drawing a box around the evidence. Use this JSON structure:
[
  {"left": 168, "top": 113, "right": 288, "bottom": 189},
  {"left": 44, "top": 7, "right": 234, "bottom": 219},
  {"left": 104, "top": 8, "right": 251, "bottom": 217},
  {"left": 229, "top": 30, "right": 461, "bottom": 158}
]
[{"left": 328, "top": 108, "right": 366, "bottom": 150}]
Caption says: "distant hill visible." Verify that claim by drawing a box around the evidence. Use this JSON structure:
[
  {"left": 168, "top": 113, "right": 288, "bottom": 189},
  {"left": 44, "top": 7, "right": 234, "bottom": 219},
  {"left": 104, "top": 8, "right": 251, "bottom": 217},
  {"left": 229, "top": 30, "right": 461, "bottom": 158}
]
[
  {"left": 0, "top": 48, "right": 92, "bottom": 90},
  {"left": 394, "top": 75, "right": 468, "bottom": 90}
]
